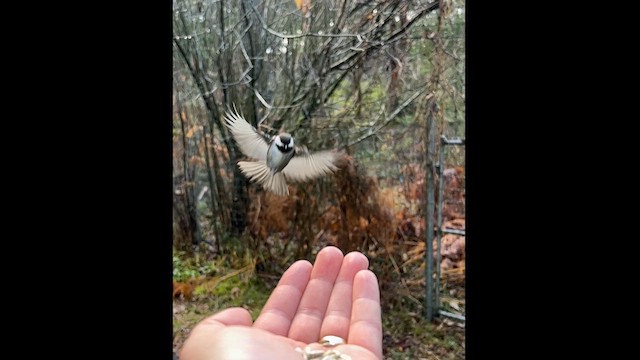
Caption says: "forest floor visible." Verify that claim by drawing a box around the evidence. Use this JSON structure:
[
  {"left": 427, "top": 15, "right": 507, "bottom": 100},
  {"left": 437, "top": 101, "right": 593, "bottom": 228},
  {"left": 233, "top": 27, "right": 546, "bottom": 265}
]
[{"left": 173, "top": 255, "right": 465, "bottom": 359}]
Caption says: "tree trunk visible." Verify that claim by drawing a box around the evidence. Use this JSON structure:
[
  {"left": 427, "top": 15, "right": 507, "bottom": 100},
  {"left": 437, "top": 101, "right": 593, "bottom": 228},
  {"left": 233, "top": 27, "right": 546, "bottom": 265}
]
[{"left": 177, "top": 99, "right": 202, "bottom": 247}]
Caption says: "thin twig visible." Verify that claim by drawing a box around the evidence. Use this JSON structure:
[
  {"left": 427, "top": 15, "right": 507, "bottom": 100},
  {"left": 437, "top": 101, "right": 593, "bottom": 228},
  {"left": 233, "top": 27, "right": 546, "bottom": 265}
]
[
  {"left": 348, "top": 86, "right": 431, "bottom": 147},
  {"left": 249, "top": 1, "right": 365, "bottom": 40}
]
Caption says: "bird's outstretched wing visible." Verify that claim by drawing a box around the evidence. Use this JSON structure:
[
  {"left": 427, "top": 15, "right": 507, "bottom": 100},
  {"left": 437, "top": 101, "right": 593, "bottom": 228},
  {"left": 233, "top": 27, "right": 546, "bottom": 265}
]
[
  {"left": 282, "top": 146, "right": 340, "bottom": 182},
  {"left": 224, "top": 109, "right": 270, "bottom": 161}
]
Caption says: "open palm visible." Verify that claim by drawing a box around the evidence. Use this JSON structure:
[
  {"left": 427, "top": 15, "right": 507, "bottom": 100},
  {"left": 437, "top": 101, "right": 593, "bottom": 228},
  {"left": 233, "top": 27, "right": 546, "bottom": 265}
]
[{"left": 180, "top": 246, "right": 382, "bottom": 360}]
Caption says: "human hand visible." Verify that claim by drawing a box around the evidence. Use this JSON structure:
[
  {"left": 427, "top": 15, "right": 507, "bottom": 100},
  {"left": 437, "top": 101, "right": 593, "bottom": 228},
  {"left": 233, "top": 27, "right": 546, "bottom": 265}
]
[{"left": 179, "top": 246, "right": 382, "bottom": 360}]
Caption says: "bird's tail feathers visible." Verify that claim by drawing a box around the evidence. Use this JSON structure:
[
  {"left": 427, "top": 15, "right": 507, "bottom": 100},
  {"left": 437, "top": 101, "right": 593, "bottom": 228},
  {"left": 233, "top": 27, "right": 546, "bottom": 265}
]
[{"left": 238, "top": 161, "right": 289, "bottom": 196}]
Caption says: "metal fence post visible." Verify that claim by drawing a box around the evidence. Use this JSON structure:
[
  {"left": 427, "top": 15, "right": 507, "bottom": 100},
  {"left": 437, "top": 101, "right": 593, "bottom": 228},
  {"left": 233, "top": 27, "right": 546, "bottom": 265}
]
[{"left": 425, "top": 158, "right": 435, "bottom": 322}]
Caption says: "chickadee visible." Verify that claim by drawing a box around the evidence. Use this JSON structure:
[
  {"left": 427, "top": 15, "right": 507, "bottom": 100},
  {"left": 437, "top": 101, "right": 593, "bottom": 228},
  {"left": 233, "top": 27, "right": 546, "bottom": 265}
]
[{"left": 224, "top": 109, "right": 341, "bottom": 196}]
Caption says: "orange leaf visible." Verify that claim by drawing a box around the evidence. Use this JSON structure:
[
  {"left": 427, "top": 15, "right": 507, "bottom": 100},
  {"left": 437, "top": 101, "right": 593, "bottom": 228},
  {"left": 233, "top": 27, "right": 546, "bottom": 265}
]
[
  {"left": 186, "top": 126, "right": 196, "bottom": 138},
  {"left": 189, "top": 156, "right": 204, "bottom": 166},
  {"left": 293, "top": 0, "right": 311, "bottom": 15}
]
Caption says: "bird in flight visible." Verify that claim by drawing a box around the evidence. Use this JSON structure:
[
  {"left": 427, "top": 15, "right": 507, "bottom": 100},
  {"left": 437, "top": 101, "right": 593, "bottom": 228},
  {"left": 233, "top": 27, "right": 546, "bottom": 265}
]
[{"left": 224, "top": 108, "right": 342, "bottom": 196}]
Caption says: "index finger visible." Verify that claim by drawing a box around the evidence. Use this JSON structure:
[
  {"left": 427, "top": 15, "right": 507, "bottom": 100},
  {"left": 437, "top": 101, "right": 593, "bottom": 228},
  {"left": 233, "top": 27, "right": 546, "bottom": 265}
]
[{"left": 253, "top": 260, "right": 313, "bottom": 336}]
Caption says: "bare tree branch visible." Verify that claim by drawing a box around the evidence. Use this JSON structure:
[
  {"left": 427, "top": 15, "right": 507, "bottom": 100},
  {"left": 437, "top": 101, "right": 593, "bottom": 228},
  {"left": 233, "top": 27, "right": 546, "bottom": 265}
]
[
  {"left": 249, "top": 1, "right": 365, "bottom": 40},
  {"left": 348, "top": 86, "right": 431, "bottom": 147}
]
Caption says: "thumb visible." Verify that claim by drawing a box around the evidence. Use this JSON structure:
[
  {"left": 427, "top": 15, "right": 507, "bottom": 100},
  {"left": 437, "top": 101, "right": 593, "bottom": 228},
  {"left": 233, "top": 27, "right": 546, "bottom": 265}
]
[
  {"left": 198, "top": 307, "right": 254, "bottom": 327},
  {"left": 180, "top": 307, "right": 253, "bottom": 360}
]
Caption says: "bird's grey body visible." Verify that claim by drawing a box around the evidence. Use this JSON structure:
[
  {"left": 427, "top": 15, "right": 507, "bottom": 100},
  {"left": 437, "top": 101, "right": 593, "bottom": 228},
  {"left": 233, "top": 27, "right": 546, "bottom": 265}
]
[
  {"left": 267, "top": 133, "right": 295, "bottom": 173},
  {"left": 224, "top": 109, "right": 340, "bottom": 196}
]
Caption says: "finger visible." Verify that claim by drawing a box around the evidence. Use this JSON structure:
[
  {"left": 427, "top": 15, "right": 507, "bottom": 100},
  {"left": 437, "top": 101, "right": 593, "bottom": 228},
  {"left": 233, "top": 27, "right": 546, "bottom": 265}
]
[
  {"left": 180, "top": 307, "right": 253, "bottom": 360},
  {"left": 319, "top": 251, "right": 370, "bottom": 340},
  {"left": 288, "top": 246, "right": 344, "bottom": 343},
  {"left": 348, "top": 270, "right": 382, "bottom": 360},
  {"left": 253, "top": 259, "right": 313, "bottom": 336}
]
